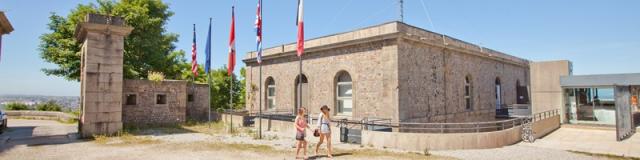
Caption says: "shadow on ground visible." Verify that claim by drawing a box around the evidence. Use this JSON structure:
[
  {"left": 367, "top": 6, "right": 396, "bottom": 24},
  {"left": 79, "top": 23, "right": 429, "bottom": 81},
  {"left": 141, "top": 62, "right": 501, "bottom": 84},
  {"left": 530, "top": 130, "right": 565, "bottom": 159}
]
[{"left": 0, "top": 126, "right": 84, "bottom": 154}]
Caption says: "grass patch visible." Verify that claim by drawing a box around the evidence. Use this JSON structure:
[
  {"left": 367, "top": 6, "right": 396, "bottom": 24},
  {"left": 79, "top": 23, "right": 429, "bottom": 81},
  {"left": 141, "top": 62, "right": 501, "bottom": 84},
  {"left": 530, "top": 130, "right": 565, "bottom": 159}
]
[
  {"left": 92, "top": 130, "right": 161, "bottom": 145},
  {"left": 568, "top": 150, "right": 640, "bottom": 160}
]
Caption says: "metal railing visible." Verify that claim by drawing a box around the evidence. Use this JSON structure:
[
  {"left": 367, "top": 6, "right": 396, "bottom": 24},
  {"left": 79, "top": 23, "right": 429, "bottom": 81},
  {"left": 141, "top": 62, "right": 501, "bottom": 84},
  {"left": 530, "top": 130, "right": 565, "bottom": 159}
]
[
  {"left": 368, "top": 117, "right": 528, "bottom": 133},
  {"left": 532, "top": 109, "right": 559, "bottom": 122},
  {"left": 236, "top": 109, "right": 561, "bottom": 134}
]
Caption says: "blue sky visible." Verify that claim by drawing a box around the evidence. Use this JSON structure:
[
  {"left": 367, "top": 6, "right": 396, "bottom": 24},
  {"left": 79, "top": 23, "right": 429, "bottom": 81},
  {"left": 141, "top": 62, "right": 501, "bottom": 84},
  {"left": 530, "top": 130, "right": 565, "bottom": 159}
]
[{"left": 0, "top": 0, "right": 638, "bottom": 96}]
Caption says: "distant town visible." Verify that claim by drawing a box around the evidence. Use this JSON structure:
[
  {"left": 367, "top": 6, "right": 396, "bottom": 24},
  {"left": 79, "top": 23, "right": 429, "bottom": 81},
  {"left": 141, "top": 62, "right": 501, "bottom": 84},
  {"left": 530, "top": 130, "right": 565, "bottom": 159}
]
[{"left": 0, "top": 95, "right": 79, "bottom": 111}]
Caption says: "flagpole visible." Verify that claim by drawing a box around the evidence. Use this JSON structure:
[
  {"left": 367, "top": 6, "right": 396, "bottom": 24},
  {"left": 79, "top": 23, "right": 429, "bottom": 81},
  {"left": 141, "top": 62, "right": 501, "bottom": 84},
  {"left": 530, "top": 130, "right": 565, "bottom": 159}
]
[
  {"left": 208, "top": 72, "right": 211, "bottom": 123},
  {"left": 229, "top": 74, "right": 233, "bottom": 133},
  {"left": 206, "top": 17, "right": 213, "bottom": 128},
  {"left": 257, "top": 0, "right": 263, "bottom": 140},
  {"left": 258, "top": 63, "right": 262, "bottom": 139},
  {"left": 297, "top": 56, "right": 302, "bottom": 116}
]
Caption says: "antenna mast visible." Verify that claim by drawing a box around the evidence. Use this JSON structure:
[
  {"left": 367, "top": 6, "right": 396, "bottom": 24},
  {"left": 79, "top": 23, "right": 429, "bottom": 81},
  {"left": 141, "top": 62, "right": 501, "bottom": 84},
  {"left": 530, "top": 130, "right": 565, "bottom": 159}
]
[{"left": 399, "top": 0, "right": 404, "bottom": 22}]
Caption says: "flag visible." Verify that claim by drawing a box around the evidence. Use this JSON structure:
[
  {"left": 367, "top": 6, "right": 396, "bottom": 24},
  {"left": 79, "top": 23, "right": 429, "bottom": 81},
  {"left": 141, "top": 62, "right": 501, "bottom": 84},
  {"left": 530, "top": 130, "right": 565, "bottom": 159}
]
[
  {"left": 205, "top": 18, "right": 212, "bottom": 74},
  {"left": 255, "top": 0, "right": 263, "bottom": 63},
  {"left": 191, "top": 24, "right": 199, "bottom": 77},
  {"left": 228, "top": 5, "right": 236, "bottom": 76},
  {"left": 296, "top": 0, "right": 304, "bottom": 57}
]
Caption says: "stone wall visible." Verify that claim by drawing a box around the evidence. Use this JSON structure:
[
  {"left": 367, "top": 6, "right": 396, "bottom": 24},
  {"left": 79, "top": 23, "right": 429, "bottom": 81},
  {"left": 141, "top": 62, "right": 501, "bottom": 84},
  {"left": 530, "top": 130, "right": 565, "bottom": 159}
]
[
  {"left": 122, "top": 80, "right": 188, "bottom": 126},
  {"left": 187, "top": 84, "right": 210, "bottom": 121},
  {"left": 398, "top": 39, "right": 528, "bottom": 123},
  {"left": 244, "top": 39, "right": 400, "bottom": 121},
  {"left": 243, "top": 22, "right": 530, "bottom": 124}
]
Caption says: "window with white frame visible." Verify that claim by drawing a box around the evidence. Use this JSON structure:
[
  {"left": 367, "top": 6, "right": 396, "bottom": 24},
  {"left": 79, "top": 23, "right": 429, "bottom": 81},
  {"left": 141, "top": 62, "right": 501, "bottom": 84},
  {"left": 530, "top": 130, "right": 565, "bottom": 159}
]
[
  {"left": 266, "top": 78, "right": 276, "bottom": 110},
  {"left": 465, "top": 76, "right": 473, "bottom": 110},
  {"left": 336, "top": 72, "right": 352, "bottom": 115}
]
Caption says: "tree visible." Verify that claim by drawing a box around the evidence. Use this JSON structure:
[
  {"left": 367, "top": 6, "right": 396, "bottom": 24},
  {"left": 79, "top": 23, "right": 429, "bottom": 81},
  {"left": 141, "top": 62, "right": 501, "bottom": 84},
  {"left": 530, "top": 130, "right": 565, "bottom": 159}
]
[
  {"left": 39, "top": 0, "right": 186, "bottom": 81},
  {"left": 35, "top": 101, "right": 63, "bottom": 112},
  {"left": 209, "top": 66, "right": 243, "bottom": 111},
  {"left": 5, "top": 102, "right": 29, "bottom": 110}
]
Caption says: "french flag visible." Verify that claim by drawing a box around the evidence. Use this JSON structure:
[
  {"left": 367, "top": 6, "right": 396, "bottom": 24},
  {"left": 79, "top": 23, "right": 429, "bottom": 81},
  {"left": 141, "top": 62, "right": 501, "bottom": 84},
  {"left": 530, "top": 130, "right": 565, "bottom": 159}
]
[{"left": 296, "top": 0, "right": 304, "bottom": 57}]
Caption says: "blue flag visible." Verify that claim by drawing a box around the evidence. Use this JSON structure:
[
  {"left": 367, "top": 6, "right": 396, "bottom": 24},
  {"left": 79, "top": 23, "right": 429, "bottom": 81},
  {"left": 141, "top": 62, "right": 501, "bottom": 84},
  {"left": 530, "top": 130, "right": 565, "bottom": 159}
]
[{"left": 205, "top": 18, "right": 212, "bottom": 73}]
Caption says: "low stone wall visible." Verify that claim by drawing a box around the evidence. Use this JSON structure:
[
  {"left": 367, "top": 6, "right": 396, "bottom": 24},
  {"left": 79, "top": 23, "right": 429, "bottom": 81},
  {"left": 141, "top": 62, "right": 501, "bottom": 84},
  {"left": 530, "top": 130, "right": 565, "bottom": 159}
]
[
  {"left": 220, "top": 114, "right": 560, "bottom": 151},
  {"left": 221, "top": 114, "right": 341, "bottom": 144},
  {"left": 362, "top": 125, "right": 523, "bottom": 151},
  {"left": 6, "top": 111, "right": 77, "bottom": 122},
  {"left": 532, "top": 115, "right": 561, "bottom": 139}
]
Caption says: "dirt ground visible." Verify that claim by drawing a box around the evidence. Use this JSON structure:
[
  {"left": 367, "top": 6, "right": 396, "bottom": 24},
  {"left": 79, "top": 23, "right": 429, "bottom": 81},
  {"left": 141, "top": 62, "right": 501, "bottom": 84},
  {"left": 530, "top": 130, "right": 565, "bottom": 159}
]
[
  {"left": 0, "top": 119, "right": 449, "bottom": 160},
  {"left": 2, "top": 119, "right": 634, "bottom": 160}
]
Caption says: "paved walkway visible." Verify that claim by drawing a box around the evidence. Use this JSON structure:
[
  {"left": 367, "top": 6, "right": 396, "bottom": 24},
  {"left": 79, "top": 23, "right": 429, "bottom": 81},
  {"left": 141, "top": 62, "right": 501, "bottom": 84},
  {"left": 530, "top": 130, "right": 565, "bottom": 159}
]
[
  {"left": 0, "top": 119, "right": 77, "bottom": 147},
  {"left": 520, "top": 126, "right": 640, "bottom": 158}
]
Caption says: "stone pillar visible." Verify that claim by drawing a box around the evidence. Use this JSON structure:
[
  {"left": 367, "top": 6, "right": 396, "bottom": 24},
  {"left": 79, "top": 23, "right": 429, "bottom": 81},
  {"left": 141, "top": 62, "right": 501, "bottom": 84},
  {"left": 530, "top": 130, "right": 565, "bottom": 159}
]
[{"left": 76, "top": 14, "right": 132, "bottom": 138}]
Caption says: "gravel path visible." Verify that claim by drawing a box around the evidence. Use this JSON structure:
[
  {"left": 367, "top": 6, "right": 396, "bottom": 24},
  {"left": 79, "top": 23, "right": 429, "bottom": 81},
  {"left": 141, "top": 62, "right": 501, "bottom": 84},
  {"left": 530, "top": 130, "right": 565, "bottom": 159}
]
[
  {"left": 1, "top": 119, "right": 619, "bottom": 160},
  {"left": 432, "top": 143, "right": 609, "bottom": 160}
]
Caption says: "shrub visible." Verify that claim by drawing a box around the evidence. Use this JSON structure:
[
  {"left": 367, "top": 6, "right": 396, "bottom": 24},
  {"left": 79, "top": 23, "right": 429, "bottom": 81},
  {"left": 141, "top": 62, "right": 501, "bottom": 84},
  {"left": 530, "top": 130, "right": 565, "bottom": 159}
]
[
  {"left": 5, "top": 102, "right": 29, "bottom": 110},
  {"left": 148, "top": 71, "right": 165, "bottom": 84},
  {"left": 35, "top": 101, "right": 62, "bottom": 111}
]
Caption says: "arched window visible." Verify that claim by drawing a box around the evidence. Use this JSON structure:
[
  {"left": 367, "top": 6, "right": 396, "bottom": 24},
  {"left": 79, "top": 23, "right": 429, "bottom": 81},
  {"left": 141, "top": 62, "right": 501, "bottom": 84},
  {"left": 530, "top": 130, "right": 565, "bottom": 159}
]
[
  {"left": 266, "top": 77, "right": 276, "bottom": 110},
  {"left": 465, "top": 75, "right": 473, "bottom": 110},
  {"left": 336, "top": 71, "right": 353, "bottom": 115},
  {"left": 495, "top": 77, "right": 502, "bottom": 109},
  {"left": 295, "top": 74, "right": 308, "bottom": 112}
]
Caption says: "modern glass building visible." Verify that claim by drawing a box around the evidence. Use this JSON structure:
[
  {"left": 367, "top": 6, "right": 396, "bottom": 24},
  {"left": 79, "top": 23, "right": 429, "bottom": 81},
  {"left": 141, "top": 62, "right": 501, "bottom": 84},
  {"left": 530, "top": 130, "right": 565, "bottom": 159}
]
[
  {"left": 560, "top": 73, "right": 639, "bottom": 140},
  {"left": 561, "top": 73, "right": 640, "bottom": 124}
]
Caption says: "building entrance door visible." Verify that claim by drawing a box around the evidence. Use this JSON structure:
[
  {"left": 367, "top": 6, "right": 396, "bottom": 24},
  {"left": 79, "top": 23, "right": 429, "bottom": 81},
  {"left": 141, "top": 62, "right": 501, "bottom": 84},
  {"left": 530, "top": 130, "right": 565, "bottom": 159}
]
[{"left": 295, "top": 74, "right": 309, "bottom": 114}]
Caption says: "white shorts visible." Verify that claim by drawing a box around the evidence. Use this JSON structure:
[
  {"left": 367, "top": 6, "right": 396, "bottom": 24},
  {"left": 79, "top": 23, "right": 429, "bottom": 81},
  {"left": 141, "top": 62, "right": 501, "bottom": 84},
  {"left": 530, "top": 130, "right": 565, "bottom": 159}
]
[{"left": 320, "top": 124, "right": 331, "bottom": 134}]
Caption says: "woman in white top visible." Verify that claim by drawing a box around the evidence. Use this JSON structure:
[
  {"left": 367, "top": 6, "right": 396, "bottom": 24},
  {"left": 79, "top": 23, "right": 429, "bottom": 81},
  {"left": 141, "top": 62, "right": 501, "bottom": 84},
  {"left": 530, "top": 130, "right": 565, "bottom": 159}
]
[{"left": 315, "top": 105, "right": 332, "bottom": 158}]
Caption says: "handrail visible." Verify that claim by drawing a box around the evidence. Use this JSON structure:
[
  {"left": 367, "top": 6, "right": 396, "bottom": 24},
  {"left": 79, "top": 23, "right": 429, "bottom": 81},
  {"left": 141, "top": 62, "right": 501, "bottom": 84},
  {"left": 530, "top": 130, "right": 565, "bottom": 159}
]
[{"left": 241, "top": 108, "right": 561, "bottom": 134}]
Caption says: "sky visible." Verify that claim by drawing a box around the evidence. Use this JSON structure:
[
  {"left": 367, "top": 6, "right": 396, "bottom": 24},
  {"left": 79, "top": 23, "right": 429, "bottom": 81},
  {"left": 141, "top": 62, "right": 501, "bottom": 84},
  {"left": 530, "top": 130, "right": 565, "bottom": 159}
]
[{"left": 0, "top": 0, "right": 638, "bottom": 96}]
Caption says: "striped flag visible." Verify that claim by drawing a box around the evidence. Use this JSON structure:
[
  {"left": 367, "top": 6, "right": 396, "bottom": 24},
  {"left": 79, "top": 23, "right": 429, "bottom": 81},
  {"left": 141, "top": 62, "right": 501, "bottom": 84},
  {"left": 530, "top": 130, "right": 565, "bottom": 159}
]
[
  {"left": 205, "top": 18, "right": 212, "bottom": 74},
  {"left": 296, "top": 0, "right": 304, "bottom": 57},
  {"left": 191, "top": 24, "right": 199, "bottom": 77},
  {"left": 227, "top": 5, "right": 236, "bottom": 76},
  {"left": 255, "top": 0, "right": 263, "bottom": 63}
]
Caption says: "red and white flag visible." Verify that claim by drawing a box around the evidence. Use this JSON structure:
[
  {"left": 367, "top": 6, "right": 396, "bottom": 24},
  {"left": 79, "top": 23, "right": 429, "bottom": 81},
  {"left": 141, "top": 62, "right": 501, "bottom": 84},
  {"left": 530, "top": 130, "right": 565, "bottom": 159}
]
[
  {"left": 296, "top": 0, "right": 304, "bottom": 57},
  {"left": 191, "top": 24, "right": 199, "bottom": 77},
  {"left": 228, "top": 5, "right": 236, "bottom": 76}
]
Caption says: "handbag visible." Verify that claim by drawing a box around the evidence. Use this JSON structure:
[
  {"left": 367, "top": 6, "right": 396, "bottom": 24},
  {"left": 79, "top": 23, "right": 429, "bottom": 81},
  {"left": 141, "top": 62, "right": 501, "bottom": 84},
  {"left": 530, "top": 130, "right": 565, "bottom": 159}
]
[
  {"left": 313, "top": 129, "right": 320, "bottom": 137},
  {"left": 313, "top": 114, "right": 323, "bottom": 137}
]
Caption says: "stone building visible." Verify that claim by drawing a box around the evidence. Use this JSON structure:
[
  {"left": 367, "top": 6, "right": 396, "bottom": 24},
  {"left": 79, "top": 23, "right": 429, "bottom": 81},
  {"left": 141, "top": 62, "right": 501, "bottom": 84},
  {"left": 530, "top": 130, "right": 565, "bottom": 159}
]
[
  {"left": 77, "top": 14, "right": 209, "bottom": 137},
  {"left": 243, "top": 22, "right": 529, "bottom": 123},
  {"left": 122, "top": 80, "right": 209, "bottom": 127}
]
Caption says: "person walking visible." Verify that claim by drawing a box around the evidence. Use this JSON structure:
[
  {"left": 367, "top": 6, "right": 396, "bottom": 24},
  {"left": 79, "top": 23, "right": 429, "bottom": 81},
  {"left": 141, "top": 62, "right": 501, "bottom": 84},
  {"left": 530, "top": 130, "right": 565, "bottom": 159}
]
[
  {"left": 315, "top": 105, "right": 333, "bottom": 158},
  {"left": 294, "top": 107, "right": 309, "bottom": 159}
]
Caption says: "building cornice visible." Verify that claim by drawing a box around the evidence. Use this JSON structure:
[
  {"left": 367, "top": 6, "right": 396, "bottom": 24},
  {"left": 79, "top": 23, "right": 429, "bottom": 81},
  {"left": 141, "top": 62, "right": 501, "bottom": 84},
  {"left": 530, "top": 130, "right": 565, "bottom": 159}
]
[
  {"left": 0, "top": 11, "right": 14, "bottom": 35},
  {"left": 243, "top": 21, "right": 530, "bottom": 67}
]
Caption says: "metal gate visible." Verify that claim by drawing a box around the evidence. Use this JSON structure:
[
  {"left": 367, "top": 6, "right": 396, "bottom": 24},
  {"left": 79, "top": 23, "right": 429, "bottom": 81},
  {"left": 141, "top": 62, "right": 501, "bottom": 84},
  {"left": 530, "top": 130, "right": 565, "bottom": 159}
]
[{"left": 615, "top": 86, "right": 635, "bottom": 141}]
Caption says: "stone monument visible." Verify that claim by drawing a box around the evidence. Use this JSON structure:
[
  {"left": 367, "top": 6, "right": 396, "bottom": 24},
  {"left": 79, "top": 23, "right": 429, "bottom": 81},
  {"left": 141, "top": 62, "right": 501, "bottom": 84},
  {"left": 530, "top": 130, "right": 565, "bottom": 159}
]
[{"left": 76, "top": 14, "right": 132, "bottom": 138}]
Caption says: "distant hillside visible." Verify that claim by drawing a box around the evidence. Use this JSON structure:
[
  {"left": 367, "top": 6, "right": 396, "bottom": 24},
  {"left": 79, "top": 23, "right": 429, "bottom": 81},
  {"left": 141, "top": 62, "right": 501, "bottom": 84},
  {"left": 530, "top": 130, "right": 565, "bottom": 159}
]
[{"left": 0, "top": 95, "right": 80, "bottom": 111}]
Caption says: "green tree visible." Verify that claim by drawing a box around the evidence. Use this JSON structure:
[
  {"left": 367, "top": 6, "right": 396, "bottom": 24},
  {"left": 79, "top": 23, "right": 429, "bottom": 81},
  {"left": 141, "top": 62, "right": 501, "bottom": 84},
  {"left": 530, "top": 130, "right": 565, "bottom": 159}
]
[
  {"left": 39, "top": 0, "right": 186, "bottom": 81},
  {"left": 35, "top": 101, "right": 63, "bottom": 112},
  {"left": 5, "top": 102, "right": 29, "bottom": 110},
  {"left": 209, "top": 66, "right": 243, "bottom": 111}
]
